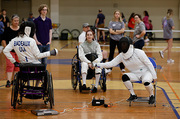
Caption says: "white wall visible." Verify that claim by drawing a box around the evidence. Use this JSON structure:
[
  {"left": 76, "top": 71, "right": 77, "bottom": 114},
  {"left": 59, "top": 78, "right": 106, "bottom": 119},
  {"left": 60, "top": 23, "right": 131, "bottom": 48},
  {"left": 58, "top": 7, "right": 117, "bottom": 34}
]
[{"left": 58, "top": 0, "right": 180, "bottom": 38}]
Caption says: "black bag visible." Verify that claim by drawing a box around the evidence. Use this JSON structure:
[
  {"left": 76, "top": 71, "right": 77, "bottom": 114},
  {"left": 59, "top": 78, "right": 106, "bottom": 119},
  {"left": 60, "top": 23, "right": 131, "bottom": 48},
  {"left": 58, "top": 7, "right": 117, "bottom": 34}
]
[{"left": 85, "top": 53, "right": 98, "bottom": 62}]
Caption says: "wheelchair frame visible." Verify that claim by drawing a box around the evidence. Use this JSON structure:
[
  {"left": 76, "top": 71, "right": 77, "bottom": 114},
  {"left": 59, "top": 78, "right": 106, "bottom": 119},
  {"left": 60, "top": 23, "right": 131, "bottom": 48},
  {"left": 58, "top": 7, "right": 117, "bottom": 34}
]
[
  {"left": 128, "top": 57, "right": 157, "bottom": 107},
  {"left": 71, "top": 54, "right": 107, "bottom": 93},
  {"left": 11, "top": 63, "right": 54, "bottom": 109}
]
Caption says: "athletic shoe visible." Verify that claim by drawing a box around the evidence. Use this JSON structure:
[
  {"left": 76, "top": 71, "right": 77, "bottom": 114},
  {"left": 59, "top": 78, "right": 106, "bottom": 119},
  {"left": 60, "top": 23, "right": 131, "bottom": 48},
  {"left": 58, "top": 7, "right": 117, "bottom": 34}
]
[
  {"left": 126, "top": 94, "right": 137, "bottom": 101},
  {"left": 167, "top": 59, "right": 174, "bottom": 63},
  {"left": 159, "top": 51, "right": 164, "bottom": 59},
  {"left": 144, "top": 38, "right": 150, "bottom": 42},
  {"left": 91, "top": 87, "right": 97, "bottom": 93},
  {"left": 11, "top": 80, "right": 14, "bottom": 85},
  {"left": 82, "top": 84, "right": 90, "bottom": 90},
  {"left": 6, "top": 80, "right": 11, "bottom": 88},
  {"left": 105, "top": 69, "right": 112, "bottom": 74},
  {"left": 149, "top": 95, "right": 155, "bottom": 104},
  {"left": 121, "top": 69, "right": 126, "bottom": 72}
]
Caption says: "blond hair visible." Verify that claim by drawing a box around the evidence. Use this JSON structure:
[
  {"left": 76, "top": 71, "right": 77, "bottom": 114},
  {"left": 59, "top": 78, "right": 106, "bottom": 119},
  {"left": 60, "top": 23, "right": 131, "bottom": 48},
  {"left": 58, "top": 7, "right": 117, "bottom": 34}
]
[
  {"left": 112, "top": 10, "right": 123, "bottom": 22},
  {"left": 38, "top": 4, "right": 49, "bottom": 14},
  {"left": 166, "top": 9, "right": 173, "bottom": 19}
]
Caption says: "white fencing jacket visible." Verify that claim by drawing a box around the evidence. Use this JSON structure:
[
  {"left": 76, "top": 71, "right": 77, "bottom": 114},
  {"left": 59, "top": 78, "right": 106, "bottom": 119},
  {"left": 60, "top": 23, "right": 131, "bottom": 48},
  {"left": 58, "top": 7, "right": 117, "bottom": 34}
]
[
  {"left": 79, "top": 40, "right": 102, "bottom": 64},
  {"left": 3, "top": 35, "right": 50, "bottom": 64},
  {"left": 97, "top": 45, "right": 157, "bottom": 79}
]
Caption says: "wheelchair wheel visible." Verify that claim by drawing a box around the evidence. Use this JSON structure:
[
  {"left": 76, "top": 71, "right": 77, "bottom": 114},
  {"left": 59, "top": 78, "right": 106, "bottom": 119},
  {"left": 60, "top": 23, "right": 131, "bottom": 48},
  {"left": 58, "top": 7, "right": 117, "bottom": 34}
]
[
  {"left": 11, "top": 73, "right": 19, "bottom": 109},
  {"left": 71, "top": 54, "right": 78, "bottom": 90},
  {"left": 99, "top": 69, "right": 107, "bottom": 92},
  {"left": 71, "top": 29, "right": 80, "bottom": 40},
  {"left": 47, "top": 72, "right": 54, "bottom": 108}
]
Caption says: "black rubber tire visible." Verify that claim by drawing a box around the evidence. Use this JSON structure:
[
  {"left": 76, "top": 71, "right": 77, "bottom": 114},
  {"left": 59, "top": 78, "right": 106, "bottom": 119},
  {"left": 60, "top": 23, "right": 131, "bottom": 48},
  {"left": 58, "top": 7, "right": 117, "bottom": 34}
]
[
  {"left": 100, "top": 68, "right": 107, "bottom": 92},
  {"left": 47, "top": 72, "right": 54, "bottom": 109},
  {"left": 71, "top": 29, "right": 80, "bottom": 40},
  {"left": 11, "top": 73, "right": 19, "bottom": 109},
  {"left": 71, "top": 54, "right": 78, "bottom": 90}
]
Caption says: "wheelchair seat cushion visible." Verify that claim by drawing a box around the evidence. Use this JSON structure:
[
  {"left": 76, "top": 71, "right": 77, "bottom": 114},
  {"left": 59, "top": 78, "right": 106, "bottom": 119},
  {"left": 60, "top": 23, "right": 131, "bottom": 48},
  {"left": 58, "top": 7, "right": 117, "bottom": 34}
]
[
  {"left": 85, "top": 53, "right": 98, "bottom": 62},
  {"left": 19, "top": 63, "right": 46, "bottom": 72}
]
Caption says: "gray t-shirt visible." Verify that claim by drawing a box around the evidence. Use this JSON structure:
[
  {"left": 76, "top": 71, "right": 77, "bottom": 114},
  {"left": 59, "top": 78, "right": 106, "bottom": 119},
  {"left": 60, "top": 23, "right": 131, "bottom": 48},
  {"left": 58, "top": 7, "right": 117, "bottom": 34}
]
[
  {"left": 108, "top": 21, "right": 124, "bottom": 41},
  {"left": 162, "top": 17, "right": 174, "bottom": 39},
  {"left": 133, "top": 21, "right": 145, "bottom": 43}
]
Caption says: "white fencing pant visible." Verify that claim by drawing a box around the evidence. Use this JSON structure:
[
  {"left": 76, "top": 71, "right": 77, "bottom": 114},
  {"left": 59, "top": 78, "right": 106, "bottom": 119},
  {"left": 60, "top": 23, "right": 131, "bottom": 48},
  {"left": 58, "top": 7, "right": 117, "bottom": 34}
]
[
  {"left": 81, "top": 62, "right": 101, "bottom": 86},
  {"left": 123, "top": 71, "right": 154, "bottom": 96},
  {"left": 81, "top": 62, "right": 101, "bottom": 74},
  {"left": 124, "top": 71, "right": 153, "bottom": 83}
]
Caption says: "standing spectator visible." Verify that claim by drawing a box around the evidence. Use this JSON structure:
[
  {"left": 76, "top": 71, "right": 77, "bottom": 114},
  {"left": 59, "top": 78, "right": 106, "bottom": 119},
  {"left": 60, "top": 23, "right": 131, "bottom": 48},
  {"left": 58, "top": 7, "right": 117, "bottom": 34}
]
[
  {"left": 95, "top": 9, "right": 105, "bottom": 44},
  {"left": 143, "top": 10, "right": 150, "bottom": 42},
  {"left": 148, "top": 20, "right": 153, "bottom": 39},
  {"left": 159, "top": 9, "right": 175, "bottom": 63},
  {"left": 34, "top": 4, "right": 52, "bottom": 67},
  {"left": 133, "top": 14, "right": 146, "bottom": 50},
  {"left": 28, "top": 12, "right": 35, "bottom": 22},
  {"left": 108, "top": 10, "right": 125, "bottom": 72},
  {"left": 0, "top": 15, "right": 5, "bottom": 42},
  {"left": 128, "top": 13, "right": 135, "bottom": 39},
  {"left": 121, "top": 12, "right": 127, "bottom": 36},
  {"left": 1, "top": 14, "right": 20, "bottom": 87},
  {"left": 1, "top": 9, "right": 10, "bottom": 28}
]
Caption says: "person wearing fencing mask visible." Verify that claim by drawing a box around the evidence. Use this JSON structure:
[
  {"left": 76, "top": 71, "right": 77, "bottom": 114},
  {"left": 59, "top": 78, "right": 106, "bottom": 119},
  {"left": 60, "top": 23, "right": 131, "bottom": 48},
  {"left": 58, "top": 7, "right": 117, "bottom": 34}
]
[
  {"left": 94, "top": 37, "right": 157, "bottom": 104},
  {"left": 3, "top": 21, "right": 58, "bottom": 65}
]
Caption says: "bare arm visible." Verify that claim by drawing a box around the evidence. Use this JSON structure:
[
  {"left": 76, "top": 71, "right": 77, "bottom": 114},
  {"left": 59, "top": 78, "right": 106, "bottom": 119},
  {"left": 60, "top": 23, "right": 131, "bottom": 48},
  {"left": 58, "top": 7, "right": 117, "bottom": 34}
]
[
  {"left": 109, "top": 28, "right": 125, "bottom": 35},
  {"left": 96, "top": 18, "right": 99, "bottom": 27},
  {"left": 135, "top": 30, "right": 146, "bottom": 39}
]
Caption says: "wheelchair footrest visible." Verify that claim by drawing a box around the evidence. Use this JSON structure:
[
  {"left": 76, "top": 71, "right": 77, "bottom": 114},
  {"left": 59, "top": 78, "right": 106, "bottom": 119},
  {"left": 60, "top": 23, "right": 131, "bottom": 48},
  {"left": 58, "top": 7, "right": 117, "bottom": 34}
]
[{"left": 133, "top": 97, "right": 149, "bottom": 102}]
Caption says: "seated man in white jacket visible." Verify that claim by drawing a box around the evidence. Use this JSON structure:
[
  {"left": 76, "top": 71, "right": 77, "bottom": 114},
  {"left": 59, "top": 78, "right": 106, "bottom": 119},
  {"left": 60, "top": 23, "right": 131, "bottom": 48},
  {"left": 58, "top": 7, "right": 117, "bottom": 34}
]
[
  {"left": 94, "top": 37, "right": 157, "bottom": 104},
  {"left": 79, "top": 30, "right": 102, "bottom": 93},
  {"left": 3, "top": 21, "right": 58, "bottom": 66}
]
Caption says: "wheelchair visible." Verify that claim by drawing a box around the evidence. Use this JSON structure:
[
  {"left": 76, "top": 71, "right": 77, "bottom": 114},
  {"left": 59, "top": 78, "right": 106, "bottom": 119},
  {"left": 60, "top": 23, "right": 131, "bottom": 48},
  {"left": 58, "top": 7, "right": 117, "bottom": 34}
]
[
  {"left": 71, "top": 53, "right": 107, "bottom": 93},
  {"left": 11, "top": 63, "right": 54, "bottom": 109},
  {"left": 128, "top": 57, "right": 157, "bottom": 107}
]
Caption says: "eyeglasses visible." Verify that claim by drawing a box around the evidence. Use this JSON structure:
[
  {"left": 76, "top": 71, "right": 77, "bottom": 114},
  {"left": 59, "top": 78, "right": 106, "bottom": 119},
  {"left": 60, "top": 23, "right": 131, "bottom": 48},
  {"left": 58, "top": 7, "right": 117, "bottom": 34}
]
[{"left": 42, "top": 9, "right": 48, "bottom": 11}]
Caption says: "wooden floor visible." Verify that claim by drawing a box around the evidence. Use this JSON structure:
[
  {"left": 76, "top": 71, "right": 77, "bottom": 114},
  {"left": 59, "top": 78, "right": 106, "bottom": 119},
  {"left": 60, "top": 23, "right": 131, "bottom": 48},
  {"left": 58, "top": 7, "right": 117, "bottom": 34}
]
[{"left": 0, "top": 39, "right": 180, "bottom": 119}]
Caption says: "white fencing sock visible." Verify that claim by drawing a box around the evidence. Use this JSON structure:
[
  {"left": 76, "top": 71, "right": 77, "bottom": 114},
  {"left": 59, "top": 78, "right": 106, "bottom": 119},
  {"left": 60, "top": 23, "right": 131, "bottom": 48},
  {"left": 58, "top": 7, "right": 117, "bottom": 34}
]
[
  {"left": 145, "top": 83, "right": 154, "bottom": 96},
  {"left": 95, "top": 74, "right": 100, "bottom": 88},
  {"left": 82, "top": 73, "right": 87, "bottom": 85},
  {"left": 123, "top": 81, "right": 135, "bottom": 95}
]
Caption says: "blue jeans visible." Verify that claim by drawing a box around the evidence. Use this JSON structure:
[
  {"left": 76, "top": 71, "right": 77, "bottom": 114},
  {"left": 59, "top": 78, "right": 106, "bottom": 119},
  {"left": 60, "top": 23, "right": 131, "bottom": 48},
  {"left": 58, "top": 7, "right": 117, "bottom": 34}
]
[{"left": 38, "top": 44, "right": 50, "bottom": 67}]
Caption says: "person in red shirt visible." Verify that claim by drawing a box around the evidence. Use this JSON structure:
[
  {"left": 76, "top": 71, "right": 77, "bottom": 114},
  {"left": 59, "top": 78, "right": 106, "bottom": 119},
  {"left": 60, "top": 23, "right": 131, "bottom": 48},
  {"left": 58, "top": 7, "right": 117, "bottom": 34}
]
[{"left": 128, "top": 13, "right": 135, "bottom": 39}]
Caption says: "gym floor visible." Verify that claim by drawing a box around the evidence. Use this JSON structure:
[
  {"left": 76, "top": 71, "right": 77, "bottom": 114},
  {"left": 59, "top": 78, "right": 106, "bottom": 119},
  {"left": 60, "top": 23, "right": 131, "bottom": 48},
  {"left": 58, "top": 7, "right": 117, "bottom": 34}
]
[{"left": 0, "top": 39, "right": 179, "bottom": 119}]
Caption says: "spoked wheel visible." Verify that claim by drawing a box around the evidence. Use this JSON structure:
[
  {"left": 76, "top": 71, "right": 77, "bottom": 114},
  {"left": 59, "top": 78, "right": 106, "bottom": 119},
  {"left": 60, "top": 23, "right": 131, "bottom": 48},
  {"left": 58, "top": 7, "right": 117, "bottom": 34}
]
[
  {"left": 11, "top": 73, "right": 19, "bottom": 109},
  {"left": 71, "top": 54, "right": 78, "bottom": 90},
  {"left": 71, "top": 29, "right": 80, "bottom": 40},
  {"left": 47, "top": 72, "right": 54, "bottom": 109},
  {"left": 99, "top": 68, "right": 107, "bottom": 92}
]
